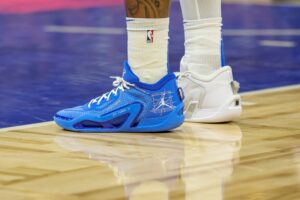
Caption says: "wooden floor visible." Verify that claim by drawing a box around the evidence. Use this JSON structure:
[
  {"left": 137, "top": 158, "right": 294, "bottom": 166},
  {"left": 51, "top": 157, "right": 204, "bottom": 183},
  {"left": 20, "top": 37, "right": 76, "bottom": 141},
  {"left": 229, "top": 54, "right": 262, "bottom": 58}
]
[{"left": 0, "top": 87, "right": 299, "bottom": 200}]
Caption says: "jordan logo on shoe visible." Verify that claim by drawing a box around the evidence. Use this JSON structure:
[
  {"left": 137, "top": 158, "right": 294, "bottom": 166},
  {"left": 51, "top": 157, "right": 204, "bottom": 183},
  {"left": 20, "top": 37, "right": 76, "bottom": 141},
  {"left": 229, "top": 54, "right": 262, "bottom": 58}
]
[{"left": 151, "top": 91, "right": 174, "bottom": 114}]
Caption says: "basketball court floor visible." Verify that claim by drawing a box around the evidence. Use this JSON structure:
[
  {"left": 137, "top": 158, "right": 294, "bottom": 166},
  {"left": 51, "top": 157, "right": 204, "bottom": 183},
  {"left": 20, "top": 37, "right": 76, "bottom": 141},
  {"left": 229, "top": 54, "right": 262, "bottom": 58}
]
[{"left": 0, "top": 0, "right": 299, "bottom": 199}]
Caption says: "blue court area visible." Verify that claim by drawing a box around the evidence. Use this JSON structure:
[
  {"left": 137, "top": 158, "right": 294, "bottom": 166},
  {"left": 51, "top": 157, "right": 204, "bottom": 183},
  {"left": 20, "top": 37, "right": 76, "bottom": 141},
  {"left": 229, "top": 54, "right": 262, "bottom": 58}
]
[{"left": 0, "top": 2, "right": 300, "bottom": 128}]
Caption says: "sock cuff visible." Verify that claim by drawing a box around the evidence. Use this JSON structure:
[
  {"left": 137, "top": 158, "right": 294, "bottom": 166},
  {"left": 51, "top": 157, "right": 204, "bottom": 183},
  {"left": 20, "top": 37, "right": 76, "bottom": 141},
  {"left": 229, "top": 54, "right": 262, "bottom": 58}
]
[{"left": 127, "top": 17, "right": 169, "bottom": 31}]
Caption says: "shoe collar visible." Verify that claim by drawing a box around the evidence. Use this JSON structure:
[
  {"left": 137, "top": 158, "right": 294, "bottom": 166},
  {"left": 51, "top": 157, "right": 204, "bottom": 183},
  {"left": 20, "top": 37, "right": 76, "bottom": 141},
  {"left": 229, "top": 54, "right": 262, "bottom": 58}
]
[
  {"left": 181, "top": 66, "right": 233, "bottom": 82},
  {"left": 123, "top": 61, "right": 175, "bottom": 91}
]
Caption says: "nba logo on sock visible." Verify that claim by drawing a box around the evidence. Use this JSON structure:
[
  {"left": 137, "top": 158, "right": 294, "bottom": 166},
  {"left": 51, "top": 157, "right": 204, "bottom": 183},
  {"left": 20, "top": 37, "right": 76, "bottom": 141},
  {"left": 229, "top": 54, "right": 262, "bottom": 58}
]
[{"left": 147, "top": 30, "right": 154, "bottom": 43}]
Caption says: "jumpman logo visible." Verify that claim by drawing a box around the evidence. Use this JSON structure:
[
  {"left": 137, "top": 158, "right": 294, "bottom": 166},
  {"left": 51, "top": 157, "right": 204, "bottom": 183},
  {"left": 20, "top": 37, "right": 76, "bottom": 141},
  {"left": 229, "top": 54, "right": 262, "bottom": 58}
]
[
  {"left": 151, "top": 91, "right": 174, "bottom": 114},
  {"left": 156, "top": 93, "right": 173, "bottom": 110}
]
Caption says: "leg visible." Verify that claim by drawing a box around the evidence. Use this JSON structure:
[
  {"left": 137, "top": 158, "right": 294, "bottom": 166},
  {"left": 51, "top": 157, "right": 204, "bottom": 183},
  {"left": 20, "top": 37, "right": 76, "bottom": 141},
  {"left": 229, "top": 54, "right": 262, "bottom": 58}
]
[
  {"left": 180, "top": 0, "right": 222, "bottom": 75},
  {"left": 125, "top": 0, "right": 171, "bottom": 18},
  {"left": 125, "top": 0, "right": 171, "bottom": 84},
  {"left": 178, "top": 0, "right": 242, "bottom": 122},
  {"left": 180, "top": 0, "right": 221, "bottom": 19}
]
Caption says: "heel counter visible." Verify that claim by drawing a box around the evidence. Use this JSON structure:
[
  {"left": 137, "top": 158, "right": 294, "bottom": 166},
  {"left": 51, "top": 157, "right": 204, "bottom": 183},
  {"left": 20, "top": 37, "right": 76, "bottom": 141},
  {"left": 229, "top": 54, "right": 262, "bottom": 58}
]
[
  {"left": 201, "top": 68, "right": 236, "bottom": 108},
  {"left": 169, "top": 76, "right": 184, "bottom": 106}
]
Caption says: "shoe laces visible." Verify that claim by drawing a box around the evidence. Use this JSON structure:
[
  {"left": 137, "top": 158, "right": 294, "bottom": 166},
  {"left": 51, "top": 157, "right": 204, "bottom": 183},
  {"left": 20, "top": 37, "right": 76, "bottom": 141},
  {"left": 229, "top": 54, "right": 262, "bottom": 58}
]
[{"left": 88, "top": 76, "right": 135, "bottom": 108}]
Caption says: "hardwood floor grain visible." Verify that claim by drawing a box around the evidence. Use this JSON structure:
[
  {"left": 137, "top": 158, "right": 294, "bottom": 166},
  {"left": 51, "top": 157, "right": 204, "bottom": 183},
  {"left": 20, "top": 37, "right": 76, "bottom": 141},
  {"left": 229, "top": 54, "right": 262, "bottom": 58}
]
[{"left": 0, "top": 88, "right": 299, "bottom": 200}]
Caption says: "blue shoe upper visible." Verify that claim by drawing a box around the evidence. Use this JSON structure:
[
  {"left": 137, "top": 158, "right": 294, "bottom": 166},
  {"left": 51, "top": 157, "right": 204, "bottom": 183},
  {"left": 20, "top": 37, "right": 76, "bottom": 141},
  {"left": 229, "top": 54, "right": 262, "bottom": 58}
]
[{"left": 54, "top": 62, "right": 184, "bottom": 132}]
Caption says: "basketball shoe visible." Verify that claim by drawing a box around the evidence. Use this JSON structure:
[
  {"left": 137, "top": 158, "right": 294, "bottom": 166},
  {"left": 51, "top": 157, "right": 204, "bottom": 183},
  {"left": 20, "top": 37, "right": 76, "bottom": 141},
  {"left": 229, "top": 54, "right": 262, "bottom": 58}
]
[
  {"left": 54, "top": 62, "right": 184, "bottom": 132},
  {"left": 177, "top": 59, "right": 242, "bottom": 123}
]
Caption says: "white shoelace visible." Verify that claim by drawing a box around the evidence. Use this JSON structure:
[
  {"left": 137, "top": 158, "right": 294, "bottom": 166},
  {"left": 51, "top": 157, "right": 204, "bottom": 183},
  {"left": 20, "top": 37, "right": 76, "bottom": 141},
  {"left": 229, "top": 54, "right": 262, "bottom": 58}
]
[{"left": 88, "top": 76, "right": 135, "bottom": 108}]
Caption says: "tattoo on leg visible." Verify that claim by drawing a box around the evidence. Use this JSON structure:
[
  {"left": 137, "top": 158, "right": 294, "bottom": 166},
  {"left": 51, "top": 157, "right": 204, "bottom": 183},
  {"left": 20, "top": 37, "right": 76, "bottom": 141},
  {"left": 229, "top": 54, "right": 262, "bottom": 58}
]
[{"left": 125, "top": 0, "right": 171, "bottom": 18}]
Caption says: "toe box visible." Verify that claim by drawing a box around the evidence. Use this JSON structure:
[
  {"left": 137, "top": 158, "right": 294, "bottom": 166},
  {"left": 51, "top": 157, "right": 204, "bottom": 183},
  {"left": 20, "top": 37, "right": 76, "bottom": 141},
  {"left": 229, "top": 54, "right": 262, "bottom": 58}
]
[{"left": 55, "top": 106, "right": 86, "bottom": 120}]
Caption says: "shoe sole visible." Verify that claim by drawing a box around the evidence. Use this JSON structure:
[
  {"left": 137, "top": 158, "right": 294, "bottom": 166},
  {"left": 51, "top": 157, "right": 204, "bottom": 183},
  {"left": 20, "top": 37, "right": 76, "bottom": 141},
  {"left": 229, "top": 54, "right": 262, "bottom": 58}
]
[{"left": 54, "top": 103, "right": 185, "bottom": 133}]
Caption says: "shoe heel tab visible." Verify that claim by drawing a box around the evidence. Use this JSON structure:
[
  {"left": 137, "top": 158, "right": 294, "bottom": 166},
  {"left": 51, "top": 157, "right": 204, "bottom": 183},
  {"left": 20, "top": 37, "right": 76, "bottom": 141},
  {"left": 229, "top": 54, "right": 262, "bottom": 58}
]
[{"left": 222, "top": 65, "right": 233, "bottom": 72}]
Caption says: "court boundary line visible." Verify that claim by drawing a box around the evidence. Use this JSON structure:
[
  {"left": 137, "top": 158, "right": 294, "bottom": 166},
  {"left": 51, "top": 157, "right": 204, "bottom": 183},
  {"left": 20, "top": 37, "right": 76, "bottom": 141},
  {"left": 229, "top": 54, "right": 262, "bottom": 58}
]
[
  {"left": 174, "top": 0, "right": 300, "bottom": 7},
  {"left": 241, "top": 84, "right": 300, "bottom": 96},
  {"left": 45, "top": 25, "right": 125, "bottom": 35},
  {"left": 0, "top": 121, "right": 55, "bottom": 132},
  {"left": 0, "top": 84, "right": 299, "bottom": 132},
  {"left": 45, "top": 25, "right": 300, "bottom": 36},
  {"left": 223, "top": 2, "right": 300, "bottom": 7}
]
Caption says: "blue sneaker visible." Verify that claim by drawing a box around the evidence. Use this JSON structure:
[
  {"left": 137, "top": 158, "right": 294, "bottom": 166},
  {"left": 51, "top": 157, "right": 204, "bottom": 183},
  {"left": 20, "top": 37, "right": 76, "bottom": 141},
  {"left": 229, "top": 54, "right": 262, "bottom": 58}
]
[{"left": 54, "top": 62, "right": 184, "bottom": 132}]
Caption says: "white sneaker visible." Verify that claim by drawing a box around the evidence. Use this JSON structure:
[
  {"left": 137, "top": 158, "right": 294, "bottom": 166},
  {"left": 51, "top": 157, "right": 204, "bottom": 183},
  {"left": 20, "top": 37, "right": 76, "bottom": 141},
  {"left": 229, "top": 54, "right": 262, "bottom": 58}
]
[{"left": 177, "top": 65, "right": 242, "bottom": 123}]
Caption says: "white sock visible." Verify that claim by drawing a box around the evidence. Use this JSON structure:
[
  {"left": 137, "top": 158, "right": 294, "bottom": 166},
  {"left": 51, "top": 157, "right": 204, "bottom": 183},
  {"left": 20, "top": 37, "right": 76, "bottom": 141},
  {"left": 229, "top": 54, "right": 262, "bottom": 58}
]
[
  {"left": 180, "top": 0, "right": 222, "bottom": 75},
  {"left": 180, "top": 0, "right": 221, "bottom": 20},
  {"left": 127, "top": 18, "right": 169, "bottom": 84}
]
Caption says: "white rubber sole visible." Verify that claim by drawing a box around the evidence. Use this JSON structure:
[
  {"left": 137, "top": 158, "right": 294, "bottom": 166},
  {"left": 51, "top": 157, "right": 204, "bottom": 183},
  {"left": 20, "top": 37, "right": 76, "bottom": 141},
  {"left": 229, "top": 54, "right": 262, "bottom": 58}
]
[{"left": 185, "top": 95, "right": 242, "bottom": 123}]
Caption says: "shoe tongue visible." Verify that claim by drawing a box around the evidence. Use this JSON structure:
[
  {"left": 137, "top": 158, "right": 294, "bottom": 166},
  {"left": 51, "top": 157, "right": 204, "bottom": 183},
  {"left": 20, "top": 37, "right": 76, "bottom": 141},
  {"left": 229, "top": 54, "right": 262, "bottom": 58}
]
[{"left": 122, "top": 62, "right": 140, "bottom": 83}]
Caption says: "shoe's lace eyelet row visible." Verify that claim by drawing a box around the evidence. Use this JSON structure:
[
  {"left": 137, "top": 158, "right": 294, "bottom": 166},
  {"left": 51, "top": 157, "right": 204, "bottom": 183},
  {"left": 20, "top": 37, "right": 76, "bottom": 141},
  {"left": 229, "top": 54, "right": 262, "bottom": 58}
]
[{"left": 88, "top": 76, "right": 135, "bottom": 108}]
